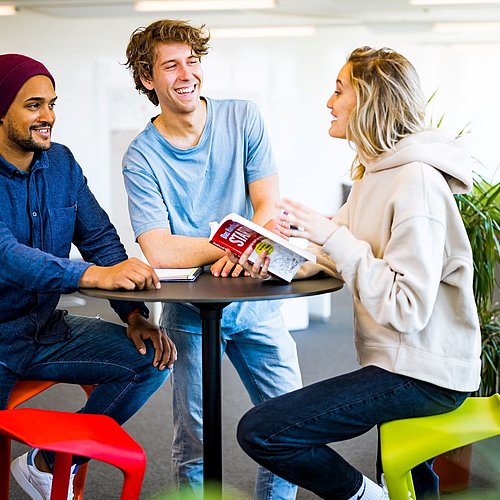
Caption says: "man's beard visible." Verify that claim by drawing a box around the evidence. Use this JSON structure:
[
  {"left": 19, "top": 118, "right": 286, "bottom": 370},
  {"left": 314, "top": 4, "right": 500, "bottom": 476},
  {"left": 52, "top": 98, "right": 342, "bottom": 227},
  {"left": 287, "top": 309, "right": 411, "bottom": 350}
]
[{"left": 8, "top": 123, "right": 51, "bottom": 152}]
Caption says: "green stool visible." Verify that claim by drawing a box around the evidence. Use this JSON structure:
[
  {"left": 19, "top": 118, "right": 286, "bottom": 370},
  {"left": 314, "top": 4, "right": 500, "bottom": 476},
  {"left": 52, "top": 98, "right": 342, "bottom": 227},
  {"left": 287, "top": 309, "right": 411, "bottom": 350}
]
[{"left": 380, "top": 394, "right": 500, "bottom": 499}]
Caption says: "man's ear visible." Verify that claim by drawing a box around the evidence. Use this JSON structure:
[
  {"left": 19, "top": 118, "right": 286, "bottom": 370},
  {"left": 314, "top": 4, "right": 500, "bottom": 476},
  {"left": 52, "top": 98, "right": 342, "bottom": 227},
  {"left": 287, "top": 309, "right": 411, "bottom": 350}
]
[{"left": 141, "top": 76, "right": 154, "bottom": 91}]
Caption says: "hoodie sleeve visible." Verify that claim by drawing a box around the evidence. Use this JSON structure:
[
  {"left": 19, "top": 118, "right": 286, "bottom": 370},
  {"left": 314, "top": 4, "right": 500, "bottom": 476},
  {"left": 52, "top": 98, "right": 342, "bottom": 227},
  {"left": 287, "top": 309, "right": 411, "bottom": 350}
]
[
  {"left": 294, "top": 244, "right": 342, "bottom": 280},
  {"left": 322, "top": 162, "right": 453, "bottom": 334},
  {"left": 324, "top": 213, "right": 446, "bottom": 334}
]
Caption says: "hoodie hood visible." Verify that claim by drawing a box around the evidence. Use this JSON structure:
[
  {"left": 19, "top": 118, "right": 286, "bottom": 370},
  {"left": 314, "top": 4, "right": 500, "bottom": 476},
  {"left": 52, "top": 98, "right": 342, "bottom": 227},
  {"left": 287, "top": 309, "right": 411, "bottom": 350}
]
[{"left": 365, "top": 129, "right": 475, "bottom": 194}]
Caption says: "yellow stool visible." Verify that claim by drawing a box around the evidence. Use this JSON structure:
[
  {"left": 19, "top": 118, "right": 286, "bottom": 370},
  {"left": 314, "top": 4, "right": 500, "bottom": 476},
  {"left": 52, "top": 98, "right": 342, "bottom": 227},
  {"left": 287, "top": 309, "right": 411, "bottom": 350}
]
[{"left": 380, "top": 394, "right": 500, "bottom": 500}]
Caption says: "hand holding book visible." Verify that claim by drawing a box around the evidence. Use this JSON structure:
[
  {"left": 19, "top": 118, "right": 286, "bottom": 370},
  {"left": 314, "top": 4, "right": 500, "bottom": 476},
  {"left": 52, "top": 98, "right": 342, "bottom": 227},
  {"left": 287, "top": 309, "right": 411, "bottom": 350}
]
[
  {"left": 225, "top": 245, "right": 271, "bottom": 281},
  {"left": 209, "top": 213, "right": 316, "bottom": 282}
]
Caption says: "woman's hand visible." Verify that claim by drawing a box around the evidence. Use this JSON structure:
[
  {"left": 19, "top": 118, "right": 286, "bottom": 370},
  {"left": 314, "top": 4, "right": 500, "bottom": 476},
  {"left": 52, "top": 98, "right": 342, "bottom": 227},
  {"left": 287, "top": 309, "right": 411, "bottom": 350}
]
[
  {"left": 263, "top": 218, "right": 289, "bottom": 240},
  {"left": 278, "top": 198, "right": 339, "bottom": 246}
]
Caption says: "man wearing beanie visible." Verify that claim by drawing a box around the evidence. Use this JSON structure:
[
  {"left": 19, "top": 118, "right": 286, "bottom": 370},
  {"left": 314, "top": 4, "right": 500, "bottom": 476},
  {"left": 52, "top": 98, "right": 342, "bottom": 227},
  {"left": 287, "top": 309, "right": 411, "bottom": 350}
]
[{"left": 0, "top": 54, "right": 176, "bottom": 499}]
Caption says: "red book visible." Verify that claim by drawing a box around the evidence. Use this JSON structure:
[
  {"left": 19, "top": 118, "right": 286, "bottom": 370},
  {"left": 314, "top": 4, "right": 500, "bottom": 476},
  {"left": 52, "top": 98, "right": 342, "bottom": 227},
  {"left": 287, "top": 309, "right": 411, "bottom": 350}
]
[{"left": 209, "top": 213, "right": 316, "bottom": 282}]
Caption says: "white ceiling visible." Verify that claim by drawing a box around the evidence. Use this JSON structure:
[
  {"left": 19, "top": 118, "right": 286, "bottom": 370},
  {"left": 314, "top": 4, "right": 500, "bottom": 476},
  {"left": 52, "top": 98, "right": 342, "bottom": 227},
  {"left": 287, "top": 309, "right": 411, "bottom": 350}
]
[{"left": 7, "top": 1, "right": 500, "bottom": 41}]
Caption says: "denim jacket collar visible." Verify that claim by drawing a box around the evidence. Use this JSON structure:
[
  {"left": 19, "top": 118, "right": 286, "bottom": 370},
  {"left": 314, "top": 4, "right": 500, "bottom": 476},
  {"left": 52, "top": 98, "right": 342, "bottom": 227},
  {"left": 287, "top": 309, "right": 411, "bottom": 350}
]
[{"left": 0, "top": 150, "right": 48, "bottom": 178}]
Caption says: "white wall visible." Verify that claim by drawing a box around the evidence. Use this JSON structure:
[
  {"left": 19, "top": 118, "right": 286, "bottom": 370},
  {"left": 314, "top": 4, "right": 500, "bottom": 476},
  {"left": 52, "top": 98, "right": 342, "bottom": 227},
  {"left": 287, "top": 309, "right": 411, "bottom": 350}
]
[{"left": 1, "top": 12, "right": 498, "bottom": 257}]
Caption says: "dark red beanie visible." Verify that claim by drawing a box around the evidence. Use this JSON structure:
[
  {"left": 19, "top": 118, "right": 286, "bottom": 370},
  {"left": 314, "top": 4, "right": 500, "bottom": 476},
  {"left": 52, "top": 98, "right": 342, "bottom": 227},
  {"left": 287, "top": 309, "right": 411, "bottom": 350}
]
[{"left": 0, "top": 54, "right": 56, "bottom": 119}]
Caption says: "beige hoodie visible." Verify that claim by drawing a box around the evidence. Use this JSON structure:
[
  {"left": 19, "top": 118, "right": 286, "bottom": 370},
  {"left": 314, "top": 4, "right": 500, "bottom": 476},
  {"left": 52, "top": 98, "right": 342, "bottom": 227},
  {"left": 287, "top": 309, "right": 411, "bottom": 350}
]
[{"left": 299, "top": 129, "right": 481, "bottom": 391}]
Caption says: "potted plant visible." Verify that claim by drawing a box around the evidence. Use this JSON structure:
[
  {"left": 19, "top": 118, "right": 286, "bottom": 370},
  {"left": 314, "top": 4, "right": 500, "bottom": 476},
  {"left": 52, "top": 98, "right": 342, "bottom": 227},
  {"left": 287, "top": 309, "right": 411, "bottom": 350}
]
[
  {"left": 433, "top": 174, "right": 500, "bottom": 492},
  {"left": 457, "top": 176, "right": 500, "bottom": 396}
]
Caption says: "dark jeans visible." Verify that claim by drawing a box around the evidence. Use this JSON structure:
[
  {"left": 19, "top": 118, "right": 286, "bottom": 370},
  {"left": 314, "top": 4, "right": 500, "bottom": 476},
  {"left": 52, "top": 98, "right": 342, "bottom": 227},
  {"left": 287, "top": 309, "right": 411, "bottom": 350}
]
[
  {"left": 237, "top": 366, "right": 469, "bottom": 500},
  {"left": 1, "top": 314, "right": 171, "bottom": 469}
]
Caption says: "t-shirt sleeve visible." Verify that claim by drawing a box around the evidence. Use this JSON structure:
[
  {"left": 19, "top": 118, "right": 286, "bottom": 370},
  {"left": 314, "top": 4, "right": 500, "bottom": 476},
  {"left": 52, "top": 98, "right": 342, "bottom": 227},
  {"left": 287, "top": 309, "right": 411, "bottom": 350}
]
[
  {"left": 122, "top": 145, "right": 171, "bottom": 240},
  {"left": 243, "top": 101, "right": 278, "bottom": 184}
]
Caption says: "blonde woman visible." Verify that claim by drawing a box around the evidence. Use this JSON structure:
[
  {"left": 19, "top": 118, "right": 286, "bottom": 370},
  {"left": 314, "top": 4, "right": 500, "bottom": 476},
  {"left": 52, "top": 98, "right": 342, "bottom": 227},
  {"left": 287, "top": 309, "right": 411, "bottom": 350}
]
[{"left": 230, "top": 47, "right": 481, "bottom": 500}]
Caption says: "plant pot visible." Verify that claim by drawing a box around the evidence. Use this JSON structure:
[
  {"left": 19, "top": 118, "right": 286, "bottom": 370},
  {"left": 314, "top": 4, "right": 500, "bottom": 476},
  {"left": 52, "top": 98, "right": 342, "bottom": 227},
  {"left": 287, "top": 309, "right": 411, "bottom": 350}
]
[{"left": 433, "top": 444, "right": 473, "bottom": 492}]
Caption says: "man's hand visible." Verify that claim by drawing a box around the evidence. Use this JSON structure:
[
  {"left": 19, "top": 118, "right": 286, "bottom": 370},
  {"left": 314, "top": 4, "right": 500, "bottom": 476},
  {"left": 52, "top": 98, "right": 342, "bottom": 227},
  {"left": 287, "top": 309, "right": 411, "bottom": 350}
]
[
  {"left": 226, "top": 247, "right": 270, "bottom": 280},
  {"left": 79, "top": 257, "right": 161, "bottom": 290},
  {"left": 212, "top": 218, "right": 288, "bottom": 278},
  {"left": 126, "top": 313, "right": 177, "bottom": 370},
  {"left": 210, "top": 254, "right": 245, "bottom": 278}
]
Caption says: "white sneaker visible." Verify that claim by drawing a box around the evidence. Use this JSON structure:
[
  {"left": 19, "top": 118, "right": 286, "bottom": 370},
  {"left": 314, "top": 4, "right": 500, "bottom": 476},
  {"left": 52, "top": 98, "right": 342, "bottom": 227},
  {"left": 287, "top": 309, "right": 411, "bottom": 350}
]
[{"left": 11, "top": 448, "right": 76, "bottom": 500}]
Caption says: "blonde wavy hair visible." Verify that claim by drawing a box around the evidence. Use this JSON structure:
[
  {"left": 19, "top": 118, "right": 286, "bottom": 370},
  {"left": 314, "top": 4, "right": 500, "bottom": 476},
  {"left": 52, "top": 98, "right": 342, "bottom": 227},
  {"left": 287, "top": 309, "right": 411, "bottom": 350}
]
[
  {"left": 346, "top": 47, "right": 426, "bottom": 179},
  {"left": 125, "top": 19, "right": 210, "bottom": 106}
]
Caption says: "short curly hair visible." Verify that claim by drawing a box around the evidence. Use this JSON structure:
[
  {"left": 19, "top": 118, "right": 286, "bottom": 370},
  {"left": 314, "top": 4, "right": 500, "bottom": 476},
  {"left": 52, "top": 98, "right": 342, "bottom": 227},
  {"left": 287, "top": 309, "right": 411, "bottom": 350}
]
[{"left": 125, "top": 19, "right": 210, "bottom": 106}]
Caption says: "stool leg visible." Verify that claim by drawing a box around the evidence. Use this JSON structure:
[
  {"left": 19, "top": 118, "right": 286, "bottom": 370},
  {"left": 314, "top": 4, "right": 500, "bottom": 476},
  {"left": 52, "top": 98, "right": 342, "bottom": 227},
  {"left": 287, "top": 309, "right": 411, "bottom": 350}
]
[
  {"left": 385, "top": 471, "right": 415, "bottom": 500},
  {"left": 0, "top": 436, "right": 11, "bottom": 500},
  {"left": 72, "top": 463, "right": 89, "bottom": 500},
  {"left": 406, "top": 473, "right": 416, "bottom": 499},
  {"left": 50, "top": 452, "right": 73, "bottom": 500},
  {"left": 119, "top": 468, "right": 145, "bottom": 500}
]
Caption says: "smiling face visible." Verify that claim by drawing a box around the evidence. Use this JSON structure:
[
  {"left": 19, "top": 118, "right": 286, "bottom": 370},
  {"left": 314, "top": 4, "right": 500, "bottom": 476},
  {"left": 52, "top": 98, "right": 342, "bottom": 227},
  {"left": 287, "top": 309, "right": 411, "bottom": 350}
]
[
  {"left": 326, "top": 62, "right": 357, "bottom": 139},
  {"left": 141, "top": 42, "right": 203, "bottom": 116},
  {"left": 0, "top": 75, "right": 56, "bottom": 169}
]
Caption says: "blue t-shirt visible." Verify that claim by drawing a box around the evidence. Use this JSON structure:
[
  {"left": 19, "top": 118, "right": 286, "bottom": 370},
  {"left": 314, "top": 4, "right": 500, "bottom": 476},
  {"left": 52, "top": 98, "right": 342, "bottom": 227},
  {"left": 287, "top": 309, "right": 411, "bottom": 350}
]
[{"left": 123, "top": 97, "right": 282, "bottom": 334}]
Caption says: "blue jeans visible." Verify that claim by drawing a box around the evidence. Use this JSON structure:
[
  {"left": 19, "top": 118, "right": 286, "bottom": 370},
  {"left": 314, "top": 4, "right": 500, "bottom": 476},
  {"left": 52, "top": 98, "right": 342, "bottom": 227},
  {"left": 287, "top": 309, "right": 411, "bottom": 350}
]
[
  {"left": 0, "top": 314, "right": 170, "bottom": 469},
  {"left": 237, "top": 365, "right": 469, "bottom": 500},
  {"left": 169, "top": 314, "right": 302, "bottom": 500}
]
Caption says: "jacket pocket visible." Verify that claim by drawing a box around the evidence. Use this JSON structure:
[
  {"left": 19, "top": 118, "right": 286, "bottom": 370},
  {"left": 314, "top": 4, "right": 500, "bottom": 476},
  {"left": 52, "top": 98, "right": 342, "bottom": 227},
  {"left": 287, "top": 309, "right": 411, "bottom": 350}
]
[{"left": 47, "top": 204, "right": 77, "bottom": 257}]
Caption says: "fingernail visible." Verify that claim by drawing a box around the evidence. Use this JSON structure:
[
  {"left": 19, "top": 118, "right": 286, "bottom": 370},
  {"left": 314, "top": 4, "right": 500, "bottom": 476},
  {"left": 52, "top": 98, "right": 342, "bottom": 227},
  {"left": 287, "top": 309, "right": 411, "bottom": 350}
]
[{"left": 139, "top": 348, "right": 146, "bottom": 355}]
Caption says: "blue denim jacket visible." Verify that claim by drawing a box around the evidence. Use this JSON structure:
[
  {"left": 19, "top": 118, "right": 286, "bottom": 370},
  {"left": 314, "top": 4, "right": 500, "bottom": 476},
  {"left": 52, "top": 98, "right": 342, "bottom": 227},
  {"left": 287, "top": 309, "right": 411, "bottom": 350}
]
[{"left": 0, "top": 143, "right": 147, "bottom": 371}]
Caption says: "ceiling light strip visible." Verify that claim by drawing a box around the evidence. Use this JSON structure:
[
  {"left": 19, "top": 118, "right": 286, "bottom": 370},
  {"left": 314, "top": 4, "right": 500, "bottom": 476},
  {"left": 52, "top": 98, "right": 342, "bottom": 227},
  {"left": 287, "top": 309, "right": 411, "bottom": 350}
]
[
  {"left": 134, "top": 0, "right": 276, "bottom": 12},
  {"left": 0, "top": 4, "right": 16, "bottom": 16},
  {"left": 410, "top": 0, "right": 500, "bottom": 5},
  {"left": 433, "top": 21, "right": 500, "bottom": 31},
  {"left": 211, "top": 26, "right": 316, "bottom": 38}
]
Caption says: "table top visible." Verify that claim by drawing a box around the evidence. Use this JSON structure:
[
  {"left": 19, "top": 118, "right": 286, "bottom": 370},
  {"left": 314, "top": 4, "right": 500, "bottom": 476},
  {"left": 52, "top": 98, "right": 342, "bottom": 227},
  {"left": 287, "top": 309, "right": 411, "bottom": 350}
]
[{"left": 79, "top": 271, "right": 343, "bottom": 304}]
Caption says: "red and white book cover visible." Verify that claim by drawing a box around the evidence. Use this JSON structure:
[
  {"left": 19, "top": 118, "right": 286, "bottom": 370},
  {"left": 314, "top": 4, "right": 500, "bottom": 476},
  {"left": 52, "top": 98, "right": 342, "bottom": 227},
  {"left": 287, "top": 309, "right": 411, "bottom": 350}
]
[{"left": 209, "top": 213, "right": 316, "bottom": 282}]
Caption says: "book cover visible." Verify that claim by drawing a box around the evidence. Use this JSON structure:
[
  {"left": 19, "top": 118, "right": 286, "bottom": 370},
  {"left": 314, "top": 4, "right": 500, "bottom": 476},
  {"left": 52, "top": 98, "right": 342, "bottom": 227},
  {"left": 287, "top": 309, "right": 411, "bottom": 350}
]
[
  {"left": 154, "top": 267, "right": 203, "bottom": 282},
  {"left": 209, "top": 213, "right": 316, "bottom": 282}
]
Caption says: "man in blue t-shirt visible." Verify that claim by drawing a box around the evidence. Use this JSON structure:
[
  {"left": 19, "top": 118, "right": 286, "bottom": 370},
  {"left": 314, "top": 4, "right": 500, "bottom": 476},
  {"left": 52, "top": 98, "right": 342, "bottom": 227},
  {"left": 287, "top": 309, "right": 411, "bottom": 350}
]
[
  {"left": 0, "top": 53, "right": 176, "bottom": 499},
  {"left": 123, "top": 19, "right": 302, "bottom": 499}
]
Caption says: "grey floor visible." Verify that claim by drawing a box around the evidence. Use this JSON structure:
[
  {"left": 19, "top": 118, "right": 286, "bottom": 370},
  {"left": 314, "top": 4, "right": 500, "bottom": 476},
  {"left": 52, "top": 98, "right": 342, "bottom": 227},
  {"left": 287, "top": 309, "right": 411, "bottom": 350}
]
[{"left": 8, "top": 287, "right": 499, "bottom": 499}]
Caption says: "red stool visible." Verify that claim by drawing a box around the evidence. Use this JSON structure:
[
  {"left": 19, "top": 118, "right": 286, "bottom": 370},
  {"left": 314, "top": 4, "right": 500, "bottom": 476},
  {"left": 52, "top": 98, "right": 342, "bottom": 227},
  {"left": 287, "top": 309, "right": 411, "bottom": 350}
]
[
  {"left": 0, "top": 408, "right": 146, "bottom": 499},
  {"left": 7, "top": 381, "right": 95, "bottom": 410},
  {"left": 6, "top": 381, "right": 95, "bottom": 499}
]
